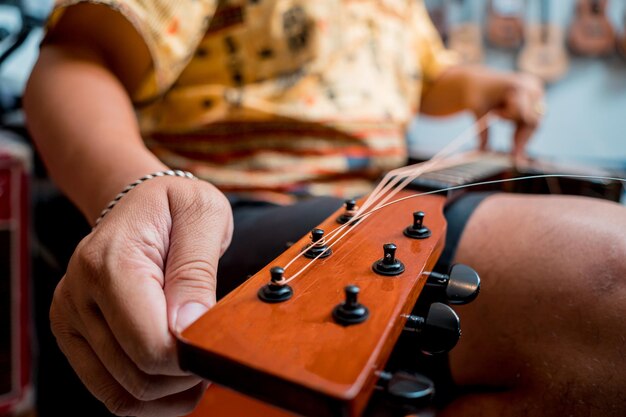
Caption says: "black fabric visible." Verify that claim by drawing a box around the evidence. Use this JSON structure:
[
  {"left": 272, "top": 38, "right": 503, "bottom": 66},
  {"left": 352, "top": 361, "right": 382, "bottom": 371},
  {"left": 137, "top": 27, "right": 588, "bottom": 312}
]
[
  {"left": 33, "top": 190, "right": 493, "bottom": 416},
  {"left": 217, "top": 196, "right": 344, "bottom": 298},
  {"left": 436, "top": 191, "right": 497, "bottom": 274}
]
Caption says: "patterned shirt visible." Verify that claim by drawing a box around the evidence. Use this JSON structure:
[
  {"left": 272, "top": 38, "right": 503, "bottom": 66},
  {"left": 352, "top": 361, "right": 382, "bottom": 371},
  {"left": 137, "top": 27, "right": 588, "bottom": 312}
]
[{"left": 49, "top": 0, "right": 456, "bottom": 202}]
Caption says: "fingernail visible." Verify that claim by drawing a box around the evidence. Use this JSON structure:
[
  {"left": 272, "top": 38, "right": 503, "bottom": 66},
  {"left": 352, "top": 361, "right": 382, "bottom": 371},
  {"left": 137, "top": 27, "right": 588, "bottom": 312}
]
[{"left": 176, "top": 302, "right": 209, "bottom": 333}]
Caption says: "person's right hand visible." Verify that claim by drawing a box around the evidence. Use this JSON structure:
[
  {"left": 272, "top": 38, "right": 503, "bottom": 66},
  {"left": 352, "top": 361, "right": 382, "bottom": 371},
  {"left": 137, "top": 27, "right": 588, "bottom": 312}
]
[{"left": 50, "top": 176, "right": 233, "bottom": 416}]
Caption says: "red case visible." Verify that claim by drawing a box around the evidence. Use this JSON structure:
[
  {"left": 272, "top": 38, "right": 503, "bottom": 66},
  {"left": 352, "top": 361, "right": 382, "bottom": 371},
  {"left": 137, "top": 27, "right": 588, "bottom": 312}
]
[{"left": 0, "top": 133, "right": 32, "bottom": 415}]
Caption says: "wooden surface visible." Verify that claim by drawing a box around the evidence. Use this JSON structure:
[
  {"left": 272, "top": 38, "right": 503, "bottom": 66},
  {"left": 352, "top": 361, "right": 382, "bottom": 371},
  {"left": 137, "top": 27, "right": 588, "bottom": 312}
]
[{"left": 179, "top": 191, "right": 447, "bottom": 417}]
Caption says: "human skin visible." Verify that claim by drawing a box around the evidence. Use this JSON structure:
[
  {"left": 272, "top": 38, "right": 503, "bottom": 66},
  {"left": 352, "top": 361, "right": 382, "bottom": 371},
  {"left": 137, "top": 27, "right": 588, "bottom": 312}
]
[{"left": 24, "top": 4, "right": 557, "bottom": 417}]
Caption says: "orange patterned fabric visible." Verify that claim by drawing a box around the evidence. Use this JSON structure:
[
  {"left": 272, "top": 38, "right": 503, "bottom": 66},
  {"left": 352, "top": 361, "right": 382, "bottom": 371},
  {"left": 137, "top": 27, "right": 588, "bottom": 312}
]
[{"left": 49, "top": 0, "right": 457, "bottom": 201}]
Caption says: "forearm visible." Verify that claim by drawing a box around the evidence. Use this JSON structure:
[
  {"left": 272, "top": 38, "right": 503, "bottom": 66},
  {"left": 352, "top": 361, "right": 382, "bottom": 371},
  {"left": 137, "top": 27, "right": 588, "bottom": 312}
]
[
  {"left": 24, "top": 44, "right": 167, "bottom": 224},
  {"left": 419, "top": 66, "right": 514, "bottom": 117}
]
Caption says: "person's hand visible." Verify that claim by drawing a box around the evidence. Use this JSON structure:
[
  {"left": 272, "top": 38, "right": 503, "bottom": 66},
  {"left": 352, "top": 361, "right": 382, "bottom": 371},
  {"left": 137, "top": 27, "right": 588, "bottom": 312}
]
[
  {"left": 49, "top": 176, "right": 233, "bottom": 416},
  {"left": 465, "top": 70, "right": 545, "bottom": 164}
]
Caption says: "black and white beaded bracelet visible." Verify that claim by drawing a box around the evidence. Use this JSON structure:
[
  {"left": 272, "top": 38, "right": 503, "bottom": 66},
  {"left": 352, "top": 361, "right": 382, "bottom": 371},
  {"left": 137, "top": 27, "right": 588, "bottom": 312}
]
[{"left": 94, "top": 170, "right": 196, "bottom": 227}]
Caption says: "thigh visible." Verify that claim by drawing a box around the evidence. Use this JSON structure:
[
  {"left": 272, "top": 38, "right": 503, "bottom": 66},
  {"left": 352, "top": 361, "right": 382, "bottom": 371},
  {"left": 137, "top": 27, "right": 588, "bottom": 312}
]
[{"left": 448, "top": 194, "right": 626, "bottom": 408}]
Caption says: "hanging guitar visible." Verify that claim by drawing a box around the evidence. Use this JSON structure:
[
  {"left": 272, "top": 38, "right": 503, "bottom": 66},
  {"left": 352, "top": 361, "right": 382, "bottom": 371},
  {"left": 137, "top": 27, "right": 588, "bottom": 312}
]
[
  {"left": 448, "top": 0, "right": 484, "bottom": 65},
  {"left": 486, "top": 0, "right": 526, "bottom": 49},
  {"left": 518, "top": 0, "right": 569, "bottom": 83},
  {"left": 567, "top": 0, "right": 615, "bottom": 56},
  {"left": 177, "top": 145, "right": 484, "bottom": 417}
]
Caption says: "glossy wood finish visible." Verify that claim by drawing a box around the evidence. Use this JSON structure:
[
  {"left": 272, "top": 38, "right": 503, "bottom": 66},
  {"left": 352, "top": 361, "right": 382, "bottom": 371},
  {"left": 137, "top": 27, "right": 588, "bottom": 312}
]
[{"left": 179, "top": 192, "right": 447, "bottom": 417}]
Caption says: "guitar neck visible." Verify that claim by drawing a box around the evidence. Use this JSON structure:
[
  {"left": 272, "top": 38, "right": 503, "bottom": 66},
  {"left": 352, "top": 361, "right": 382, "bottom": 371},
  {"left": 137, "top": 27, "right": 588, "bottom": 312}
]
[{"left": 409, "top": 151, "right": 624, "bottom": 202}]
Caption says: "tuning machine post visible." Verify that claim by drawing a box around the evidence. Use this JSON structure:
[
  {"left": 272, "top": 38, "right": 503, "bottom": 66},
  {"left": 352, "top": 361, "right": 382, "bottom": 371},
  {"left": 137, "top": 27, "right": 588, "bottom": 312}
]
[
  {"left": 377, "top": 371, "right": 435, "bottom": 413},
  {"left": 257, "top": 266, "right": 293, "bottom": 303},
  {"left": 423, "top": 264, "right": 480, "bottom": 305},
  {"left": 336, "top": 199, "right": 359, "bottom": 225},
  {"left": 303, "top": 228, "right": 332, "bottom": 259},
  {"left": 372, "top": 243, "right": 405, "bottom": 276},
  {"left": 403, "top": 302, "right": 461, "bottom": 355},
  {"left": 332, "top": 285, "right": 369, "bottom": 325},
  {"left": 404, "top": 211, "right": 431, "bottom": 239}
]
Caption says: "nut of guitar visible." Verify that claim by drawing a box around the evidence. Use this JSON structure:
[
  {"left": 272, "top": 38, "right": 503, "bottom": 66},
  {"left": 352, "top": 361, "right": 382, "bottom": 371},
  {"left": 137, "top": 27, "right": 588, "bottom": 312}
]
[{"left": 178, "top": 191, "right": 447, "bottom": 417}]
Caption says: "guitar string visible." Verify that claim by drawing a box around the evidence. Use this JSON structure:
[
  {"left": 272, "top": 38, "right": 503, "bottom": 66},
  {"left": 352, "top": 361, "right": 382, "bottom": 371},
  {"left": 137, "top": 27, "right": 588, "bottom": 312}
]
[
  {"left": 277, "top": 172, "right": 625, "bottom": 286},
  {"left": 279, "top": 114, "right": 495, "bottom": 283},
  {"left": 355, "top": 113, "right": 495, "bottom": 218},
  {"left": 275, "top": 111, "right": 626, "bottom": 285},
  {"left": 322, "top": 113, "right": 495, "bottom": 245}
]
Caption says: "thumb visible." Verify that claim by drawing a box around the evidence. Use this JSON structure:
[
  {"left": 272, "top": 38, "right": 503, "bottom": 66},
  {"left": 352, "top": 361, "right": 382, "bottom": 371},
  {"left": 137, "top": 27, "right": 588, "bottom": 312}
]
[{"left": 163, "top": 188, "right": 233, "bottom": 335}]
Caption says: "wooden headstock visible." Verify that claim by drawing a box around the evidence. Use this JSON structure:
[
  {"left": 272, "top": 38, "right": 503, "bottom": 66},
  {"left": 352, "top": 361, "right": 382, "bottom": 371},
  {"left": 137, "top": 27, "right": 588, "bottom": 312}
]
[{"left": 178, "top": 191, "right": 447, "bottom": 417}]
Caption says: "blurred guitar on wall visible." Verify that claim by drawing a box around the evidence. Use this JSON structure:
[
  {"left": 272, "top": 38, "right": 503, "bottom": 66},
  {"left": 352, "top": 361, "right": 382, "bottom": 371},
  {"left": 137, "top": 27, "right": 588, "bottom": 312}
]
[
  {"left": 448, "top": 0, "right": 484, "bottom": 64},
  {"left": 567, "top": 0, "right": 615, "bottom": 56},
  {"left": 617, "top": 7, "right": 626, "bottom": 58},
  {"left": 518, "top": 0, "right": 569, "bottom": 83},
  {"left": 486, "top": 0, "right": 526, "bottom": 49}
]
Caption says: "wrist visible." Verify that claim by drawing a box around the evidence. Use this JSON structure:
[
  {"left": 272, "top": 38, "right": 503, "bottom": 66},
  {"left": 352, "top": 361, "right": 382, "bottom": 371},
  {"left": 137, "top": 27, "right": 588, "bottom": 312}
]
[
  {"left": 81, "top": 149, "right": 169, "bottom": 224},
  {"left": 94, "top": 170, "right": 197, "bottom": 227}
]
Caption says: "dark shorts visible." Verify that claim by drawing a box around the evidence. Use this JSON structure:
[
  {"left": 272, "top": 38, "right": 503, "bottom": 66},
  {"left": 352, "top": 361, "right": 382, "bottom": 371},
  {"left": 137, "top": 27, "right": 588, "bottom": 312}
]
[{"left": 33, "top": 191, "right": 493, "bottom": 416}]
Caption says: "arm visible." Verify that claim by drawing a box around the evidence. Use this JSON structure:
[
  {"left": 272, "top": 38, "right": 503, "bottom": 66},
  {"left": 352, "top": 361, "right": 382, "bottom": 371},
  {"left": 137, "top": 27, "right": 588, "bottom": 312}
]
[
  {"left": 24, "top": 5, "right": 232, "bottom": 416},
  {"left": 24, "top": 3, "right": 164, "bottom": 222},
  {"left": 419, "top": 65, "right": 545, "bottom": 161}
]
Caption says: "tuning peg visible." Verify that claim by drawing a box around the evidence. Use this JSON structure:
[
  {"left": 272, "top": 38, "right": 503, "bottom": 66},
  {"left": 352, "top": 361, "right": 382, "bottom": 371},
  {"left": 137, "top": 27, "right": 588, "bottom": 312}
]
[
  {"left": 257, "top": 266, "right": 293, "bottom": 303},
  {"left": 336, "top": 199, "right": 358, "bottom": 224},
  {"left": 332, "top": 285, "right": 369, "bottom": 325},
  {"left": 424, "top": 264, "right": 480, "bottom": 305},
  {"left": 372, "top": 243, "right": 405, "bottom": 276},
  {"left": 303, "top": 228, "right": 332, "bottom": 259},
  {"left": 403, "top": 302, "right": 460, "bottom": 354},
  {"left": 403, "top": 211, "right": 431, "bottom": 239},
  {"left": 377, "top": 371, "right": 435, "bottom": 413}
]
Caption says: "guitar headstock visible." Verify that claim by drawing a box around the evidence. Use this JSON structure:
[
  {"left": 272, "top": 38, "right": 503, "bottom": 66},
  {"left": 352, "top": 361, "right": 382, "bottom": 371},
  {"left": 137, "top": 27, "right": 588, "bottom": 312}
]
[{"left": 178, "top": 191, "right": 447, "bottom": 417}]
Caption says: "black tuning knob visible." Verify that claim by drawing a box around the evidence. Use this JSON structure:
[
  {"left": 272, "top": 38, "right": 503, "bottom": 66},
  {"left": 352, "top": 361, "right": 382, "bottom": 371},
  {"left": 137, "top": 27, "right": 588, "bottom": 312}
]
[
  {"left": 377, "top": 371, "right": 435, "bottom": 413},
  {"left": 372, "top": 243, "right": 405, "bottom": 276},
  {"left": 303, "top": 228, "right": 332, "bottom": 259},
  {"left": 403, "top": 302, "right": 460, "bottom": 354},
  {"left": 404, "top": 211, "right": 431, "bottom": 239},
  {"left": 336, "top": 199, "right": 358, "bottom": 224},
  {"left": 424, "top": 264, "right": 480, "bottom": 305},
  {"left": 332, "top": 285, "right": 369, "bottom": 325},
  {"left": 257, "top": 266, "right": 293, "bottom": 303}
]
